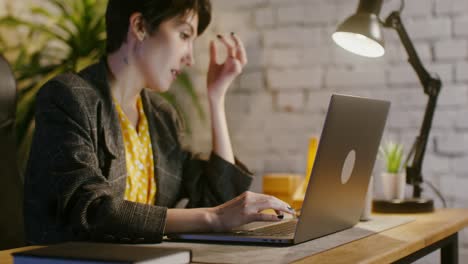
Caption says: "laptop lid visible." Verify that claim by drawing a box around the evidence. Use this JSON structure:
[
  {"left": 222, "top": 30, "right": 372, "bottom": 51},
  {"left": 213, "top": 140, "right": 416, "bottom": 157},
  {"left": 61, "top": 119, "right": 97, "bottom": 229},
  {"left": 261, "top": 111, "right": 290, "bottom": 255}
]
[{"left": 294, "top": 94, "right": 390, "bottom": 243}]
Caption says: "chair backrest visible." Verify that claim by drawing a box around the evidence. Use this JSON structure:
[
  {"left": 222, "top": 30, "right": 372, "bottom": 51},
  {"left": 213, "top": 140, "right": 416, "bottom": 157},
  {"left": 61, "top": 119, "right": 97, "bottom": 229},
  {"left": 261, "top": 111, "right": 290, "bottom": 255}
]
[{"left": 0, "top": 54, "right": 25, "bottom": 249}]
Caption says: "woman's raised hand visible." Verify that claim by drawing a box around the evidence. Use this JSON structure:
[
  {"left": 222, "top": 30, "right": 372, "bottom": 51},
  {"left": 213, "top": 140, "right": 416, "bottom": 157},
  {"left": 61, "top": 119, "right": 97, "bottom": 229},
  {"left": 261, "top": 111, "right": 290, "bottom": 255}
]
[
  {"left": 207, "top": 33, "right": 248, "bottom": 101},
  {"left": 208, "top": 191, "right": 296, "bottom": 232}
]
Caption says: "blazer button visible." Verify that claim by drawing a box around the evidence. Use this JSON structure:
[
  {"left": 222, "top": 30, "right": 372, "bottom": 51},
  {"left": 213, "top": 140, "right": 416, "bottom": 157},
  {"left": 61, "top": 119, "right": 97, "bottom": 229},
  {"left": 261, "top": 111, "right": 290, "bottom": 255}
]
[
  {"left": 120, "top": 237, "right": 131, "bottom": 243},
  {"left": 134, "top": 238, "right": 145, "bottom": 243}
]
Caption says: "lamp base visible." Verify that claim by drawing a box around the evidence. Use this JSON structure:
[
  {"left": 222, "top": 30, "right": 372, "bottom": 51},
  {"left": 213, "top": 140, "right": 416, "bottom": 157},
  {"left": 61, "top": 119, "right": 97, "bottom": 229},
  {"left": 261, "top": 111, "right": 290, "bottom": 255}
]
[{"left": 373, "top": 198, "right": 434, "bottom": 213}]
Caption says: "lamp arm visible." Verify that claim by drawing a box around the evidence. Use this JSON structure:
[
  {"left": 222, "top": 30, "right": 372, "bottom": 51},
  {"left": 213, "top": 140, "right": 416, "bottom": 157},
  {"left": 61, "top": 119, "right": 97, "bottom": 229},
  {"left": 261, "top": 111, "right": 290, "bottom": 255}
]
[{"left": 383, "top": 11, "right": 442, "bottom": 198}]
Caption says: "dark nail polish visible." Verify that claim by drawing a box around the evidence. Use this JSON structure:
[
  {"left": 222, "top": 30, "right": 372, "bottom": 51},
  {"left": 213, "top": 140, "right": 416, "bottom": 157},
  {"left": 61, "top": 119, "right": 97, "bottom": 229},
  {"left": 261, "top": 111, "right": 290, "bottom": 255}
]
[
  {"left": 277, "top": 214, "right": 284, "bottom": 219},
  {"left": 217, "top": 34, "right": 222, "bottom": 39},
  {"left": 231, "top": 32, "right": 235, "bottom": 36}
]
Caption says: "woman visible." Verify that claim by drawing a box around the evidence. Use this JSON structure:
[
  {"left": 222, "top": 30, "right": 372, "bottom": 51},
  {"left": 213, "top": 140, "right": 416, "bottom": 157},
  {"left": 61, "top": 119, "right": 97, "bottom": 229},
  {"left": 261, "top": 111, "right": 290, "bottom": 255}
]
[{"left": 24, "top": 0, "right": 294, "bottom": 244}]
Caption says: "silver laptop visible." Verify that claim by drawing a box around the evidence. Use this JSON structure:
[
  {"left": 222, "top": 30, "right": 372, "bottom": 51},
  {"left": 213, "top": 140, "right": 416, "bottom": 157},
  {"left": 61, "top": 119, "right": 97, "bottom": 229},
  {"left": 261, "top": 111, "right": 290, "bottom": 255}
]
[{"left": 168, "top": 94, "right": 390, "bottom": 245}]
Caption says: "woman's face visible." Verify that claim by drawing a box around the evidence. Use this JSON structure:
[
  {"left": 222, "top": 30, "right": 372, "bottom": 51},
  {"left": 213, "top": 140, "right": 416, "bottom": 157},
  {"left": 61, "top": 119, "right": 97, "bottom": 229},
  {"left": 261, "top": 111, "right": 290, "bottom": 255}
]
[{"left": 136, "top": 12, "right": 198, "bottom": 92}]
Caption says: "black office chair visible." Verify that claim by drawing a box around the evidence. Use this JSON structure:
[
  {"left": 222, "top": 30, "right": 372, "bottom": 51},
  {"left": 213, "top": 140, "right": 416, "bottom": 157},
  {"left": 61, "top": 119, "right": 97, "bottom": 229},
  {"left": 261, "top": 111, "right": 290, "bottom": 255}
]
[{"left": 0, "top": 54, "right": 25, "bottom": 249}]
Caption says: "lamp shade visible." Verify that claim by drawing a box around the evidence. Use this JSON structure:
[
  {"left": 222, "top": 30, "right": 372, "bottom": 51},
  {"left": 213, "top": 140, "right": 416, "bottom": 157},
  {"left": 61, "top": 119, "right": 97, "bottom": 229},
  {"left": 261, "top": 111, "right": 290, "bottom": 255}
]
[{"left": 332, "top": 12, "right": 385, "bottom": 58}]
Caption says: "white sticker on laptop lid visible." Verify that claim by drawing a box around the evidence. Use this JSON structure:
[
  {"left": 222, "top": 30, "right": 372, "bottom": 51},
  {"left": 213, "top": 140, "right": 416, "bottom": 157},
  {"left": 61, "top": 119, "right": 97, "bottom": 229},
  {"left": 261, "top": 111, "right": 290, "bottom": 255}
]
[{"left": 341, "top": 150, "right": 356, "bottom": 184}]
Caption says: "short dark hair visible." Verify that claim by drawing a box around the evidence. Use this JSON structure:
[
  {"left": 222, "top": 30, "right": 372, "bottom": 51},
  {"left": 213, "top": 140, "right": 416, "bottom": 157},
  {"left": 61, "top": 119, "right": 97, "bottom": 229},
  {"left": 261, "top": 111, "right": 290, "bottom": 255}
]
[{"left": 105, "top": 0, "right": 212, "bottom": 54}]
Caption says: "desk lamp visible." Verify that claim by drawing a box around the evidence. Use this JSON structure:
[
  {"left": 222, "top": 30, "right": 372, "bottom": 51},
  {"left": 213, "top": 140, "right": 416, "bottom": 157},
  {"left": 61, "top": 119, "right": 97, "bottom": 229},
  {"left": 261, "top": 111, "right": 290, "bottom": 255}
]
[{"left": 332, "top": 0, "right": 441, "bottom": 213}]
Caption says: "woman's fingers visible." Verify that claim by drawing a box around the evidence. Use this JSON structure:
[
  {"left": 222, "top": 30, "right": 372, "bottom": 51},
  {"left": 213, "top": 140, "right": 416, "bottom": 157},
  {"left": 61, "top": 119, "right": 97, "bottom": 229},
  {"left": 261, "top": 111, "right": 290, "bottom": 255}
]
[
  {"left": 230, "top": 33, "right": 248, "bottom": 65},
  {"left": 249, "top": 212, "right": 282, "bottom": 222},
  {"left": 213, "top": 192, "right": 296, "bottom": 231},
  {"left": 217, "top": 34, "right": 236, "bottom": 58},
  {"left": 209, "top": 40, "right": 218, "bottom": 65},
  {"left": 253, "top": 194, "right": 294, "bottom": 216}
]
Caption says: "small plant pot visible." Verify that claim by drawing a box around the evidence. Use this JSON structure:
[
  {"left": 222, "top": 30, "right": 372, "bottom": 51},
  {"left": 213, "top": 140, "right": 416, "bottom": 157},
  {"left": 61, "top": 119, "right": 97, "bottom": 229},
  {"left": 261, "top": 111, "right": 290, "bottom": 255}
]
[
  {"left": 381, "top": 172, "right": 406, "bottom": 200},
  {"left": 360, "top": 176, "right": 373, "bottom": 221}
]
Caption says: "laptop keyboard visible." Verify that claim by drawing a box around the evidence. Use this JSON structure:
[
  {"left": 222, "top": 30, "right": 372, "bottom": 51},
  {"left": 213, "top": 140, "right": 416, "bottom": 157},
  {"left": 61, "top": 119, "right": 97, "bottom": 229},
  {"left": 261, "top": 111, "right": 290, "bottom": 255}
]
[{"left": 245, "top": 221, "right": 297, "bottom": 237}]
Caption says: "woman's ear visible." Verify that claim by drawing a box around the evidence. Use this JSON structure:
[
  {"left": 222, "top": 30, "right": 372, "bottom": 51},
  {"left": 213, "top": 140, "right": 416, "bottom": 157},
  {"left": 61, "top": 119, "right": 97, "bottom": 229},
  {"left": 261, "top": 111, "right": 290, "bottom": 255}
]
[{"left": 129, "top": 13, "right": 147, "bottom": 42}]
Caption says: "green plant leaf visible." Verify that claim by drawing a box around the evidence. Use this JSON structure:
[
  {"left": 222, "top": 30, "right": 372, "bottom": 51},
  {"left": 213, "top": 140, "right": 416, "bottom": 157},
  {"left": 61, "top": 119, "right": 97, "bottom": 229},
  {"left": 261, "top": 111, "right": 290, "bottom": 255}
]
[
  {"left": 0, "top": 16, "right": 68, "bottom": 43},
  {"left": 175, "top": 71, "right": 206, "bottom": 121},
  {"left": 379, "top": 141, "right": 405, "bottom": 174},
  {"left": 160, "top": 92, "right": 192, "bottom": 134}
]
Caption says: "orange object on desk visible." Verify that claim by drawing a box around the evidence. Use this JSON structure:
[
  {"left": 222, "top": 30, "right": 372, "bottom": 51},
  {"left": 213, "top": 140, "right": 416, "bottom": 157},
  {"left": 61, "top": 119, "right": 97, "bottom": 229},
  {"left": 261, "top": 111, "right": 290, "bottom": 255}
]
[
  {"left": 292, "top": 136, "right": 318, "bottom": 209},
  {"left": 262, "top": 173, "right": 302, "bottom": 204},
  {"left": 263, "top": 136, "right": 319, "bottom": 208}
]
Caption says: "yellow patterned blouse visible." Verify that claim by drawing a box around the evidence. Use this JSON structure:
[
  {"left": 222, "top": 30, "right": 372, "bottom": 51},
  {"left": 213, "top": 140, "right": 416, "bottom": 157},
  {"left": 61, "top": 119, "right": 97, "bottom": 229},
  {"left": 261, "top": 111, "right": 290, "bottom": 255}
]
[{"left": 114, "top": 96, "right": 156, "bottom": 205}]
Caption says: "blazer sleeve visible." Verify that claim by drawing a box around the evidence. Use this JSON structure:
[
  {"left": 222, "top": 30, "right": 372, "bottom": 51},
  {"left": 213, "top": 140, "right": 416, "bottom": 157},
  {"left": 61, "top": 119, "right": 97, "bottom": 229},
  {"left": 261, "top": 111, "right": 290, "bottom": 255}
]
[
  {"left": 181, "top": 151, "right": 254, "bottom": 208},
  {"left": 163, "top": 103, "right": 254, "bottom": 208},
  {"left": 25, "top": 80, "right": 167, "bottom": 244}
]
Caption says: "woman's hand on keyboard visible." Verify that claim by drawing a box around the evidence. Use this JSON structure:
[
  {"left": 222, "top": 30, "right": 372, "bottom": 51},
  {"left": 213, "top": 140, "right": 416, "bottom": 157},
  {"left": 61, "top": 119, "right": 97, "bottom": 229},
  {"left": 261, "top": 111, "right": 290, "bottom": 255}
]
[{"left": 208, "top": 191, "right": 296, "bottom": 232}]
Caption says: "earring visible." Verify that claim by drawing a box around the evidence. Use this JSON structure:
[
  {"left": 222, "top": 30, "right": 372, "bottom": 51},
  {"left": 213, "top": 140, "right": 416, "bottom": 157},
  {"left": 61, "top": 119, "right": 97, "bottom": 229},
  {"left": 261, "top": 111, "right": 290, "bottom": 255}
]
[{"left": 140, "top": 32, "right": 146, "bottom": 41}]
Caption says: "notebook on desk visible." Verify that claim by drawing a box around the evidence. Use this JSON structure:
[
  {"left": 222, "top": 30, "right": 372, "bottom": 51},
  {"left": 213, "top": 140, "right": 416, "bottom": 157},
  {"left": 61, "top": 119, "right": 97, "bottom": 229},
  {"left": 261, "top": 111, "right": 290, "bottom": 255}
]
[
  {"left": 12, "top": 242, "right": 191, "bottom": 264},
  {"left": 168, "top": 94, "right": 390, "bottom": 246}
]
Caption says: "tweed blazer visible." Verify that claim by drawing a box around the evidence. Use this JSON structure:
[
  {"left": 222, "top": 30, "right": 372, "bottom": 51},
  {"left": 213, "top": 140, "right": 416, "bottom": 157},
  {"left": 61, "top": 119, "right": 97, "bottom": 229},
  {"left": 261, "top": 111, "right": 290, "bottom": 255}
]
[{"left": 24, "top": 59, "right": 253, "bottom": 245}]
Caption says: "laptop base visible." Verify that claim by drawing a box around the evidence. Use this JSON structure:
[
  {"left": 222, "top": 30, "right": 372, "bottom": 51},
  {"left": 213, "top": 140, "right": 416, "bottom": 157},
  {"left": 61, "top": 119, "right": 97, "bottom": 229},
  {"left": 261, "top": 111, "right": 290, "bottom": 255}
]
[{"left": 166, "top": 234, "right": 294, "bottom": 246}]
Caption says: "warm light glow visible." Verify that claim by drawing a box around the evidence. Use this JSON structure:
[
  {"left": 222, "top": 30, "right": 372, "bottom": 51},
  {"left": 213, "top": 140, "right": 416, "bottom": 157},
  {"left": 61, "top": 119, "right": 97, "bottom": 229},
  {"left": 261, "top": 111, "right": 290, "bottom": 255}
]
[{"left": 332, "top": 32, "right": 385, "bottom": 58}]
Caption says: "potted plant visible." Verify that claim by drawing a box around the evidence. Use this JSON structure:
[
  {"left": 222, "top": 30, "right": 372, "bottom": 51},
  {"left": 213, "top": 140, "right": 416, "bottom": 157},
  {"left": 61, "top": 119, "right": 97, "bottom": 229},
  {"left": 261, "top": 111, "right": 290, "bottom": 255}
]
[
  {"left": 379, "top": 142, "right": 406, "bottom": 200},
  {"left": 0, "top": 0, "right": 204, "bottom": 178}
]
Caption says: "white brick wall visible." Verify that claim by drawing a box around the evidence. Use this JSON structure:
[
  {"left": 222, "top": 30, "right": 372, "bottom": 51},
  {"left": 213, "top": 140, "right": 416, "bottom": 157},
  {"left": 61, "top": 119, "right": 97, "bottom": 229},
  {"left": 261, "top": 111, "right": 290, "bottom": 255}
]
[
  {"left": 435, "top": 133, "right": 468, "bottom": 156},
  {"left": 276, "top": 91, "right": 305, "bottom": 112},
  {"left": 277, "top": 6, "right": 305, "bottom": 25},
  {"left": 398, "top": 0, "right": 433, "bottom": 17},
  {"left": 405, "top": 18, "right": 452, "bottom": 40},
  {"left": 255, "top": 8, "right": 275, "bottom": 28},
  {"left": 264, "top": 48, "right": 301, "bottom": 68},
  {"left": 454, "top": 17, "right": 468, "bottom": 37},
  {"left": 434, "top": 40, "right": 468, "bottom": 61},
  {"left": 267, "top": 68, "right": 322, "bottom": 90},
  {"left": 263, "top": 27, "right": 322, "bottom": 48},
  {"left": 384, "top": 42, "right": 432, "bottom": 63},
  {"left": 326, "top": 69, "right": 386, "bottom": 88},
  {"left": 435, "top": 0, "right": 468, "bottom": 16},
  {"left": 238, "top": 71, "right": 264, "bottom": 92},
  {"left": 438, "top": 84, "right": 468, "bottom": 107},
  {"left": 303, "top": 3, "right": 337, "bottom": 25},
  {"left": 387, "top": 63, "right": 453, "bottom": 86},
  {"left": 457, "top": 61, "right": 468, "bottom": 82}
]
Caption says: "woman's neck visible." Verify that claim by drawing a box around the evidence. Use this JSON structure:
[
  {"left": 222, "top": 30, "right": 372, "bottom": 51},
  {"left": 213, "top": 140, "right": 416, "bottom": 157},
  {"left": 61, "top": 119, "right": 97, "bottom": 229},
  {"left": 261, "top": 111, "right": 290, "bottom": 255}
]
[{"left": 106, "top": 49, "right": 144, "bottom": 110}]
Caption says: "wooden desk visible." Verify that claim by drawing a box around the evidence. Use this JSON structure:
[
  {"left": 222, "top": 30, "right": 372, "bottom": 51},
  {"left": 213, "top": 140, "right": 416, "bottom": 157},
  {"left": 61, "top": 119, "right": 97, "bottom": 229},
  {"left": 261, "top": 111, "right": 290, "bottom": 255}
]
[
  {"left": 1, "top": 209, "right": 467, "bottom": 264},
  {"left": 296, "top": 208, "right": 468, "bottom": 264}
]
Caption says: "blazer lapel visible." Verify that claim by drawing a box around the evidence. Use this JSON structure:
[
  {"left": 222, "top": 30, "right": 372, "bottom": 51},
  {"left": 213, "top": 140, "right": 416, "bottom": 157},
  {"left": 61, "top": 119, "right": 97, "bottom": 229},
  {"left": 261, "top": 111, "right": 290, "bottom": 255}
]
[
  {"left": 79, "top": 58, "right": 127, "bottom": 185},
  {"left": 141, "top": 90, "right": 179, "bottom": 206}
]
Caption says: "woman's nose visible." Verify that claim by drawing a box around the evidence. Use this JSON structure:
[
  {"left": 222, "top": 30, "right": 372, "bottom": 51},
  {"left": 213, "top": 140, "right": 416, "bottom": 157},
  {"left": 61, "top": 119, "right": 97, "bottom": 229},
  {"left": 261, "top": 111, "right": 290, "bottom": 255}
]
[{"left": 183, "top": 45, "right": 195, "bottom": 67}]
